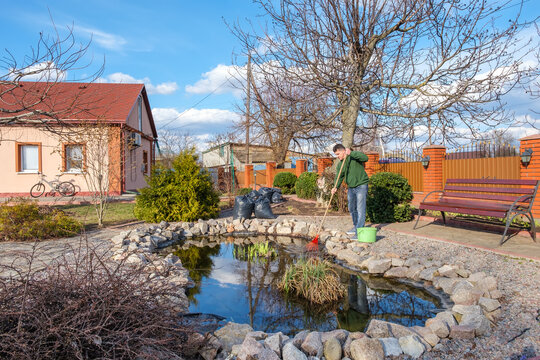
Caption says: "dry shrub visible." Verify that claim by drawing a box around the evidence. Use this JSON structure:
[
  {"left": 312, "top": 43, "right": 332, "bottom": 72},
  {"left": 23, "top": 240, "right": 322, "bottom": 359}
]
[
  {"left": 0, "top": 239, "right": 203, "bottom": 359},
  {"left": 278, "top": 257, "right": 346, "bottom": 304}
]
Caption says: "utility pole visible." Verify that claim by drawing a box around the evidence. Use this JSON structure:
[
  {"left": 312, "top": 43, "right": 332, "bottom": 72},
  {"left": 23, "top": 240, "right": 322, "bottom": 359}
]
[{"left": 245, "top": 53, "right": 252, "bottom": 170}]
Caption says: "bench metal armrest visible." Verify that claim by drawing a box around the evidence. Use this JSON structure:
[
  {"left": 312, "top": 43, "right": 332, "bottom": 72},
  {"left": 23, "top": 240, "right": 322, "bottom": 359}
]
[
  {"left": 509, "top": 195, "right": 533, "bottom": 212},
  {"left": 420, "top": 190, "right": 444, "bottom": 203}
]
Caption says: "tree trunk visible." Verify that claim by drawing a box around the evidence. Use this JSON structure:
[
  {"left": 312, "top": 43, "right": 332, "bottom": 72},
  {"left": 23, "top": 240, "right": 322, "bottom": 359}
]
[{"left": 340, "top": 92, "right": 361, "bottom": 148}]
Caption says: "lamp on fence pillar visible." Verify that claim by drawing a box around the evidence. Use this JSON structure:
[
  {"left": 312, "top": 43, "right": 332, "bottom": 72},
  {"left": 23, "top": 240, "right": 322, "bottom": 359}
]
[
  {"left": 421, "top": 155, "right": 430, "bottom": 168},
  {"left": 520, "top": 148, "right": 533, "bottom": 167}
]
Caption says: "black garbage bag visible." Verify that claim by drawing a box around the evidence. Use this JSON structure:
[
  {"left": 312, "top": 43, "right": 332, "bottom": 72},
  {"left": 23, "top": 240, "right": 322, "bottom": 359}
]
[
  {"left": 232, "top": 195, "right": 254, "bottom": 220},
  {"left": 271, "top": 191, "right": 284, "bottom": 203},
  {"left": 258, "top": 187, "right": 274, "bottom": 202},
  {"left": 271, "top": 187, "right": 282, "bottom": 194},
  {"left": 254, "top": 197, "right": 276, "bottom": 219},
  {"left": 247, "top": 190, "right": 260, "bottom": 202}
]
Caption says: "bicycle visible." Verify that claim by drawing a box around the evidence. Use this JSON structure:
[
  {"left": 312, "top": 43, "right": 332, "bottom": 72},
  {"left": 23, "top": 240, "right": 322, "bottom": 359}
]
[{"left": 30, "top": 172, "right": 76, "bottom": 198}]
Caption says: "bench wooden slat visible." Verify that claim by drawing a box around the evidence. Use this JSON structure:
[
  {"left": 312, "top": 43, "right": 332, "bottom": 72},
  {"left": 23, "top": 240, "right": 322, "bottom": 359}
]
[
  {"left": 420, "top": 203, "right": 507, "bottom": 218},
  {"left": 426, "top": 199, "right": 512, "bottom": 212},
  {"left": 446, "top": 178, "right": 538, "bottom": 186},
  {"left": 444, "top": 185, "right": 535, "bottom": 195},
  {"left": 440, "top": 192, "right": 531, "bottom": 203}
]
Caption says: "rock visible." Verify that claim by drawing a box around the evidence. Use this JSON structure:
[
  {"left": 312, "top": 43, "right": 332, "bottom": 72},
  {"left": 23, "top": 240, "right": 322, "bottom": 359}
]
[
  {"left": 282, "top": 342, "right": 308, "bottom": 360},
  {"left": 452, "top": 304, "right": 482, "bottom": 316},
  {"left": 237, "top": 336, "right": 265, "bottom": 360},
  {"left": 111, "top": 234, "right": 128, "bottom": 246},
  {"left": 235, "top": 223, "right": 247, "bottom": 232},
  {"left": 379, "top": 337, "right": 403, "bottom": 357},
  {"left": 433, "top": 277, "right": 460, "bottom": 293},
  {"left": 425, "top": 318, "right": 450, "bottom": 338},
  {"left": 301, "top": 332, "right": 322, "bottom": 357},
  {"left": 467, "top": 272, "right": 486, "bottom": 284},
  {"left": 323, "top": 337, "right": 342, "bottom": 360},
  {"left": 293, "top": 221, "right": 309, "bottom": 236},
  {"left": 404, "top": 257, "right": 421, "bottom": 266},
  {"left": 214, "top": 322, "right": 254, "bottom": 353},
  {"left": 343, "top": 332, "right": 366, "bottom": 358},
  {"left": 258, "top": 348, "right": 281, "bottom": 360},
  {"left": 321, "top": 330, "right": 348, "bottom": 344},
  {"left": 476, "top": 276, "right": 498, "bottom": 292},
  {"left": 449, "top": 325, "right": 475, "bottom": 339},
  {"left": 292, "top": 330, "right": 310, "bottom": 348},
  {"left": 349, "top": 337, "right": 384, "bottom": 360},
  {"left": 489, "top": 289, "right": 503, "bottom": 299},
  {"left": 460, "top": 313, "right": 491, "bottom": 336},
  {"left": 276, "top": 224, "right": 293, "bottom": 235},
  {"left": 383, "top": 266, "right": 409, "bottom": 278},
  {"left": 406, "top": 264, "right": 426, "bottom": 280},
  {"left": 485, "top": 308, "right": 502, "bottom": 323},
  {"left": 451, "top": 287, "right": 482, "bottom": 305},
  {"left": 265, "top": 333, "right": 286, "bottom": 357},
  {"left": 365, "top": 319, "right": 419, "bottom": 339},
  {"left": 366, "top": 259, "right": 392, "bottom": 274},
  {"left": 419, "top": 267, "right": 438, "bottom": 281},
  {"left": 198, "top": 333, "right": 222, "bottom": 360},
  {"left": 478, "top": 297, "right": 501, "bottom": 313},
  {"left": 437, "top": 265, "right": 458, "bottom": 277},
  {"left": 411, "top": 326, "right": 439, "bottom": 347},
  {"left": 398, "top": 335, "right": 426, "bottom": 358},
  {"left": 336, "top": 249, "right": 362, "bottom": 265},
  {"left": 247, "top": 331, "right": 268, "bottom": 341},
  {"left": 455, "top": 268, "right": 471, "bottom": 278},
  {"left": 391, "top": 257, "right": 405, "bottom": 267}
]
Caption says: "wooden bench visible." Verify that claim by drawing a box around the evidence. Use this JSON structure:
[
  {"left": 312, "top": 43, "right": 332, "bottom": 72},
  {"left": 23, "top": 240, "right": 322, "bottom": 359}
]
[{"left": 414, "top": 178, "right": 539, "bottom": 245}]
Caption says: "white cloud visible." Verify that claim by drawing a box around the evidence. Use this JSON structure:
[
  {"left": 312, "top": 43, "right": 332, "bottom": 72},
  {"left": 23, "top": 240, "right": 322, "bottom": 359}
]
[
  {"left": 185, "top": 64, "right": 244, "bottom": 96},
  {"left": 152, "top": 107, "right": 240, "bottom": 128},
  {"left": 76, "top": 26, "right": 127, "bottom": 51},
  {"left": 98, "top": 72, "right": 178, "bottom": 95},
  {"left": 9, "top": 61, "right": 66, "bottom": 81}
]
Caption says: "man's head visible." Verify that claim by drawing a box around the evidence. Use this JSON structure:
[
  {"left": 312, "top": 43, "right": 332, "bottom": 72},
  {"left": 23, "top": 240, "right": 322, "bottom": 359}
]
[{"left": 333, "top": 143, "right": 347, "bottom": 160}]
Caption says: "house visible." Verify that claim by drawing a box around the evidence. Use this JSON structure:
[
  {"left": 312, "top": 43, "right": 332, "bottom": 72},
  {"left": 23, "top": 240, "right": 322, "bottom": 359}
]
[
  {"left": 0, "top": 81, "right": 157, "bottom": 197},
  {"left": 201, "top": 142, "right": 316, "bottom": 171}
]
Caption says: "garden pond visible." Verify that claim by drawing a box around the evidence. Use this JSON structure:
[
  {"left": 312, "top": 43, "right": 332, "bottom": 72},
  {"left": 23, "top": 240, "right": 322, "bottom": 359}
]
[{"left": 165, "top": 235, "right": 446, "bottom": 336}]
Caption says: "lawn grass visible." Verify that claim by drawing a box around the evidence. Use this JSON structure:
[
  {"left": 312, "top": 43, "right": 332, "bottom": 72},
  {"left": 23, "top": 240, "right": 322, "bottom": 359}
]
[{"left": 54, "top": 202, "right": 137, "bottom": 229}]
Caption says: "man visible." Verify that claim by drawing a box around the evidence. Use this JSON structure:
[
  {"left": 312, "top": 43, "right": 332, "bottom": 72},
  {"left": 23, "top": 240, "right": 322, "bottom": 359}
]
[{"left": 331, "top": 144, "right": 369, "bottom": 237}]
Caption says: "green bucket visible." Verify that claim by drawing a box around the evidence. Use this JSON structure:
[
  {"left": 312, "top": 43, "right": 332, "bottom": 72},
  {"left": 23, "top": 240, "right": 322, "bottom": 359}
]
[{"left": 357, "top": 227, "right": 377, "bottom": 243}]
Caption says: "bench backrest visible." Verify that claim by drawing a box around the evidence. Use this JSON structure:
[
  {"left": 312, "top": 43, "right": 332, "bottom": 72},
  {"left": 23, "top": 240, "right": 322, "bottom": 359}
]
[{"left": 443, "top": 179, "right": 540, "bottom": 210}]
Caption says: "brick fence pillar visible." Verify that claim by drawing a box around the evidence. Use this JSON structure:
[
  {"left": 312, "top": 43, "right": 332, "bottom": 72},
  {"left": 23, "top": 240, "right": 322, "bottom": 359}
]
[
  {"left": 520, "top": 134, "right": 540, "bottom": 218},
  {"left": 317, "top": 157, "right": 334, "bottom": 175},
  {"left": 266, "top": 161, "right": 276, "bottom": 188},
  {"left": 244, "top": 164, "right": 253, "bottom": 189},
  {"left": 365, "top": 152, "right": 380, "bottom": 177},
  {"left": 295, "top": 159, "right": 307, "bottom": 177},
  {"left": 422, "top": 145, "right": 446, "bottom": 194}
]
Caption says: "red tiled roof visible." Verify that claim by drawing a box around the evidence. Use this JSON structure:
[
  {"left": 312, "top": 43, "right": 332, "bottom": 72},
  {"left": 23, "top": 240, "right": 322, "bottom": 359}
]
[{"left": 0, "top": 82, "right": 157, "bottom": 136}]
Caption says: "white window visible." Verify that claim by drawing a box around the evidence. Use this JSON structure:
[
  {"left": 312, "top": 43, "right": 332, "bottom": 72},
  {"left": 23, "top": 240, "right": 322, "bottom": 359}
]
[
  {"left": 18, "top": 144, "right": 40, "bottom": 173},
  {"left": 65, "top": 144, "right": 84, "bottom": 172}
]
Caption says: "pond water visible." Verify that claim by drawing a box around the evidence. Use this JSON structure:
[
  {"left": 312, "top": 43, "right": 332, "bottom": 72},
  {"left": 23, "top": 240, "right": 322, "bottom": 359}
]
[{"left": 168, "top": 236, "right": 442, "bottom": 336}]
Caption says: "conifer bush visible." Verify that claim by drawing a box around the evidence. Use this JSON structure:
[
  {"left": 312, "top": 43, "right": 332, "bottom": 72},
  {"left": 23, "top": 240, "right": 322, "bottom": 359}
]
[
  {"left": 134, "top": 150, "right": 220, "bottom": 222},
  {"left": 273, "top": 172, "right": 297, "bottom": 194}
]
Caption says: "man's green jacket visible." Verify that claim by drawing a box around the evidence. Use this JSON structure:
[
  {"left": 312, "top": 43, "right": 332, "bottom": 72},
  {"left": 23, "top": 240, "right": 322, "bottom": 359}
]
[{"left": 335, "top": 151, "right": 369, "bottom": 189}]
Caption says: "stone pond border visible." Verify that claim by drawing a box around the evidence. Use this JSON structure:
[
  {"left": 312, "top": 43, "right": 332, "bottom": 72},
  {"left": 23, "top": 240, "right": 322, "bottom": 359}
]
[{"left": 108, "top": 217, "right": 503, "bottom": 360}]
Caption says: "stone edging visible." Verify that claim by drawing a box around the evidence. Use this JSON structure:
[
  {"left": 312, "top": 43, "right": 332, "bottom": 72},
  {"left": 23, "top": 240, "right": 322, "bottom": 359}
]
[{"left": 107, "top": 217, "right": 503, "bottom": 360}]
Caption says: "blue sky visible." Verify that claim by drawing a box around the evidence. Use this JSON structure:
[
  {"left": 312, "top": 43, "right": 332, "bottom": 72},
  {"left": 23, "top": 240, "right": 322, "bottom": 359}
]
[{"left": 1, "top": 0, "right": 539, "bottom": 149}]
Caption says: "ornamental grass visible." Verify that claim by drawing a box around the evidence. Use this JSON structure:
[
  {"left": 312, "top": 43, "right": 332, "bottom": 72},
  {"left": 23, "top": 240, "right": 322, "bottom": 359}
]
[{"left": 278, "top": 257, "right": 346, "bottom": 304}]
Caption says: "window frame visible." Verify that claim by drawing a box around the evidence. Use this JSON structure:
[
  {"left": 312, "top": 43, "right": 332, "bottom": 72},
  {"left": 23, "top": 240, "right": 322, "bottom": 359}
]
[
  {"left": 62, "top": 142, "right": 86, "bottom": 173},
  {"left": 142, "top": 150, "right": 149, "bottom": 174},
  {"left": 16, "top": 142, "right": 42, "bottom": 173}
]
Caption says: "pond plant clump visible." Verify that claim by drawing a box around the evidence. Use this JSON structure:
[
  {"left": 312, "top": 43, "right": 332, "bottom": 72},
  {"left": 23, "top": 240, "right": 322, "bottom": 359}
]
[{"left": 278, "top": 257, "right": 346, "bottom": 304}]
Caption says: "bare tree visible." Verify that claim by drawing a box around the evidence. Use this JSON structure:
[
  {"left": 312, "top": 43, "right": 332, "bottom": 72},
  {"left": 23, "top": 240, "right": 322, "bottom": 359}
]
[
  {"left": 232, "top": 0, "right": 531, "bottom": 148},
  {"left": 156, "top": 129, "right": 196, "bottom": 168},
  {"left": 0, "top": 22, "right": 103, "bottom": 132},
  {"left": 235, "top": 66, "right": 339, "bottom": 166}
]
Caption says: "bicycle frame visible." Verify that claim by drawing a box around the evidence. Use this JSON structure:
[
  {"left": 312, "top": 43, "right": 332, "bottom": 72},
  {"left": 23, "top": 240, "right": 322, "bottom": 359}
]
[{"left": 36, "top": 173, "right": 63, "bottom": 192}]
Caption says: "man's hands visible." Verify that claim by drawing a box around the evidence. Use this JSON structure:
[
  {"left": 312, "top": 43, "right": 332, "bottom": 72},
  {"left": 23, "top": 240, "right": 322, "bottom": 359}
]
[{"left": 331, "top": 187, "right": 337, "bottom": 195}]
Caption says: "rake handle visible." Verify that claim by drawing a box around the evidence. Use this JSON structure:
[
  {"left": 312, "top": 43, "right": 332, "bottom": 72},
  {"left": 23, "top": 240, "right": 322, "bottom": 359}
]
[{"left": 315, "top": 154, "right": 347, "bottom": 236}]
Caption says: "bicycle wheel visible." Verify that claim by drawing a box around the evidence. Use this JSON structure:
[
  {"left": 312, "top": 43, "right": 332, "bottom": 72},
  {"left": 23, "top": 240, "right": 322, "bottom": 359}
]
[
  {"left": 58, "top": 181, "right": 76, "bottom": 197},
  {"left": 30, "top": 183, "right": 45, "bottom": 198}
]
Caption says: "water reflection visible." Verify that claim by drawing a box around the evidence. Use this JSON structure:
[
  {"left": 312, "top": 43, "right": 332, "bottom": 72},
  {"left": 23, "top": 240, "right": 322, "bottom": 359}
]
[{"left": 169, "top": 236, "right": 440, "bottom": 336}]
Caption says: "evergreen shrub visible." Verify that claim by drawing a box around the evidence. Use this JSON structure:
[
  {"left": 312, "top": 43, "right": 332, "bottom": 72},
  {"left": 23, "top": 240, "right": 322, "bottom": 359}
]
[
  {"left": 273, "top": 172, "right": 297, "bottom": 194},
  {"left": 295, "top": 172, "right": 319, "bottom": 200},
  {"left": 237, "top": 187, "right": 252, "bottom": 196},
  {"left": 366, "top": 172, "right": 413, "bottom": 223},
  {"left": 134, "top": 149, "right": 220, "bottom": 222},
  {"left": 0, "top": 199, "right": 81, "bottom": 241}
]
